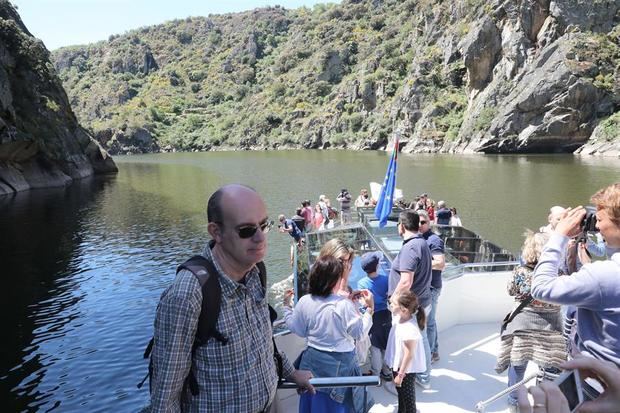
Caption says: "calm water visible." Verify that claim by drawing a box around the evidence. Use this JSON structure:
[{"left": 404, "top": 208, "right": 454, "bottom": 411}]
[{"left": 1, "top": 150, "right": 618, "bottom": 412}]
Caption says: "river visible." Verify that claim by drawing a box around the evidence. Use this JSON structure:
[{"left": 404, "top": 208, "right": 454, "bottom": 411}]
[{"left": 1, "top": 150, "right": 618, "bottom": 412}]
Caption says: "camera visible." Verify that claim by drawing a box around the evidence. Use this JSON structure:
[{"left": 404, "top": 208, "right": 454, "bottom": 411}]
[
  {"left": 580, "top": 206, "right": 598, "bottom": 233},
  {"left": 554, "top": 369, "right": 584, "bottom": 412}
]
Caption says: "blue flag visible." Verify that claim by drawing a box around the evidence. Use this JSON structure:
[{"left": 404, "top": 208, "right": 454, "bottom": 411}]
[{"left": 374, "top": 138, "right": 399, "bottom": 227}]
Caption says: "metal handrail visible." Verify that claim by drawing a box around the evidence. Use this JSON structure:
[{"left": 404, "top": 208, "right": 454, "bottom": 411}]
[
  {"left": 475, "top": 371, "right": 539, "bottom": 412},
  {"left": 279, "top": 375, "right": 380, "bottom": 410},
  {"left": 278, "top": 375, "right": 380, "bottom": 389},
  {"left": 458, "top": 261, "right": 520, "bottom": 269}
]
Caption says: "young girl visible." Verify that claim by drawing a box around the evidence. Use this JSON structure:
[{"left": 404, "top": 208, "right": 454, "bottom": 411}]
[{"left": 385, "top": 291, "right": 427, "bottom": 413}]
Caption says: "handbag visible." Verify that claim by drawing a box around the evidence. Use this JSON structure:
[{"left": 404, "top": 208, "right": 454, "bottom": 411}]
[{"left": 500, "top": 295, "right": 533, "bottom": 334}]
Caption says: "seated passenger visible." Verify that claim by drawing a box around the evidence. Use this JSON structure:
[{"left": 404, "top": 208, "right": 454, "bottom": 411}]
[
  {"left": 283, "top": 255, "right": 374, "bottom": 413},
  {"left": 355, "top": 189, "right": 372, "bottom": 208},
  {"left": 532, "top": 183, "right": 620, "bottom": 366}
]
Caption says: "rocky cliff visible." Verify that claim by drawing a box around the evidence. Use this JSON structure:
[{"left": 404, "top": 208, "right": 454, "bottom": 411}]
[
  {"left": 51, "top": 0, "right": 619, "bottom": 156},
  {"left": 0, "top": 1, "right": 117, "bottom": 196}
]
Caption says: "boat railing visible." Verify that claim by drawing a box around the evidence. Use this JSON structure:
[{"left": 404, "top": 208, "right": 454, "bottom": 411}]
[
  {"left": 273, "top": 328, "right": 380, "bottom": 408},
  {"left": 278, "top": 375, "right": 380, "bottom": 389},
  {"left": 442, "top": 260, "right": 520, "bottom": 279},
  {"left": 278, "top": 375, "right": 379, "bottom": 410}
]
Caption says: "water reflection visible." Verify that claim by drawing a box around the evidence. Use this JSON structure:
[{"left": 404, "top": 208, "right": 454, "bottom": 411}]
[
  {"left": 0, "top": 178, "right": 109, "bottom": 412},
  {"left": 0, "top": 175, "right": 209, "bottom": 412}
]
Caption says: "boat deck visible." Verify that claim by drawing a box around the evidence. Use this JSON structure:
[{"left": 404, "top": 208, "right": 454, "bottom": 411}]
[{"left": 277, "top": 322, "right": 538, "bottom": 413}]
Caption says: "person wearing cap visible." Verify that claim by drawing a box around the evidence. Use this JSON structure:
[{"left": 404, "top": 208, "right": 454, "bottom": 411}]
[{"left": 357, "top": 251, "right": 393, "bottom": 382}]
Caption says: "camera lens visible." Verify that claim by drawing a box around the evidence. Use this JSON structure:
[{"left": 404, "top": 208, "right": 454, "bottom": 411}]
[{"left": 580, "top": 206, "right": 599, "bottom": 233}]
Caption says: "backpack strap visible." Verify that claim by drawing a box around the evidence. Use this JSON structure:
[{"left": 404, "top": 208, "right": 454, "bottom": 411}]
[
  {"left": 177, "top": 255, "right": 227, "bottom": 346},
  {"left": 256, "top": 260, "right": 267, "bottom": 291}
]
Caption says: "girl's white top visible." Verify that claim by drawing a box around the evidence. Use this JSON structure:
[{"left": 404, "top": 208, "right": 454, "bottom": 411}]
[
  {"left": 283, "top": 293, "right": 372, "bottom": 352},
  {"left": 384, "top": 315, "right": 426, "bottom": 373}
]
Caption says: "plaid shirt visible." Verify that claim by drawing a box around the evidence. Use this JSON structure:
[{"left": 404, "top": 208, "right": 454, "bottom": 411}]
[{"left": 150, "top": 244, "right": 294, "bottom": 413}]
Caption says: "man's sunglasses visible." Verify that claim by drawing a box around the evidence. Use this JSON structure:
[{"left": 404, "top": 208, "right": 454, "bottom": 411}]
[{"left": 236, "top": 220, "right": 273, "bottom": 239}]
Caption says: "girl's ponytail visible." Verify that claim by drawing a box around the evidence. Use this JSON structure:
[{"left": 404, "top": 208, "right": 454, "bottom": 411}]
[{"left": 415, "top": 306, "right": 426, "bottom": 330}]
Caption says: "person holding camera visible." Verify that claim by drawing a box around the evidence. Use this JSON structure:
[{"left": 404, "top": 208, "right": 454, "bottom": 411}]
[
  {"left": 283, "top": 255, "right": 374, "bottom": 413},
  {"left": 532, "top": 183, "right": 620, "bottom": 367},
  {"left": 337, "top": 189, "right": 352, "bottom": 225},
  {"left": 517, "top": 355, "right": 620, "bottom": 413}
]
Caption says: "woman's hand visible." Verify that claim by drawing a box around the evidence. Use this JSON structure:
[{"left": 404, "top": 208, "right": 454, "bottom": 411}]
[
  {"left": 361, "top": 290, "right": 374, "bottom": 311},
  {"left": 394, "top": 373, "right": 403, "bottom": 387},
  {"left": 283, "top": 289, "right": 294, "bottom": 308},
  {"left": 562, "top": 357, "right": 620, "bottom": 413},
  {"left": 516, "top": 356, "right": 620, "bottom": 413},
  {"left": 517, "top": 381, "right": 570, "bottom": 413},
  {"left": 555, "top": 207, "right": 586, "bottom": 239}
]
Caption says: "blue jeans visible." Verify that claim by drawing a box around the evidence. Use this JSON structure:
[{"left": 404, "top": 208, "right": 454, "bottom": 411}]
[
  {"left": 298, "top": 346, "right": 373, "bottom": 413},
  {"left": 507, "top": 364, "right": 526, "bottom": 405},
  {"left": 427, "top": 287, "right": 441, "bottom": 354},
  {"left": 416, "top": 305, "right": 432, "bottom": 384}
]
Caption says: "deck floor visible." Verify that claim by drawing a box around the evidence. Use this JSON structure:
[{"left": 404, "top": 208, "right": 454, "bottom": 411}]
[
  {"left": 370, "top": 322, "right": 528, "bottom": 413},
  {"left": 278, "top": 323, "right": 539, "bottom": 413}
]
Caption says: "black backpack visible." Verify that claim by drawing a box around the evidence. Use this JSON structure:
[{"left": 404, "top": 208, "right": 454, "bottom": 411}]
[{"left": 138, "top": 255, "right": 284, "bottom": 396}]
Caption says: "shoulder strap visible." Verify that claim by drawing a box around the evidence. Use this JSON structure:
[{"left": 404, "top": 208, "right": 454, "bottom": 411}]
[
  {"left": 501, "top": 295, "right": 534, "bottom": 334},
  {"left": 177, "top": 255, "right": 226, "bottom": 345},
  {"left": 256, "top": 260, "right": 267, "bottom": 291}
]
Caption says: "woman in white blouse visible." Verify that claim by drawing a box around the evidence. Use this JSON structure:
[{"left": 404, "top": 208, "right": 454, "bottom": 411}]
[{"left": 283, "top": 254, "right": 374, "bottom": 413}]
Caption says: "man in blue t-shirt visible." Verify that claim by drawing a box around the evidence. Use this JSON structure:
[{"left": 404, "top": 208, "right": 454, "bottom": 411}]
[
  {"left": 435, "top": 200, "right": 452, "bottom": 225},
  {"left": 358, "top": 251, "right": 392, "bottom": 381},
  {"left": 388, "top": 209, "right": 433, "bottom": 388},
  {"left": 417, "top": 210, "right": 446, "bottom": 365},
  {"left": 278, "top": 214, "right": 302, "bottom": 247}
]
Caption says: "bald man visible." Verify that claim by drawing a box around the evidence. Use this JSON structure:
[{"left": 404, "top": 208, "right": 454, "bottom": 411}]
[{"left": 150, "top": 184, "right": 313, "bottom": 413}]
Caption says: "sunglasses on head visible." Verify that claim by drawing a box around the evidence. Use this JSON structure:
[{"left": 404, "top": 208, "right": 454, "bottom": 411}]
[{"left": 236, "top": 220, "right": 273, "bottom": 239}]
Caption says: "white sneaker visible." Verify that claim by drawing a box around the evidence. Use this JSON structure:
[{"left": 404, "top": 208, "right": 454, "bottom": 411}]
[{"left": 415, "top": 377, "right": 431, "bottom": 390}]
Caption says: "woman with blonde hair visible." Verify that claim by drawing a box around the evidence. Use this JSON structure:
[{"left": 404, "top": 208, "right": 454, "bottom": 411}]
[
  {"left": 495, "top": 230, "right": 567, "bottom": 410},
  {"left": 319, "top": 238, "right": 355, "bottom": 296}
]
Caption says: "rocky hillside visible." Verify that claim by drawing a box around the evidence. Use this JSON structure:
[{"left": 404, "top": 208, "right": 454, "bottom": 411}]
[
  {"left": 52, "top": 0, "right": 620, "bottom": 155},
  {"left": 0, "top": 1, "right": 117, "bottom": 196}
]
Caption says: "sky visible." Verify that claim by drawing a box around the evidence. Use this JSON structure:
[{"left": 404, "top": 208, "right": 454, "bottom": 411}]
[{"left": 10, "top": 0, "right": 337, "bottom": 50}]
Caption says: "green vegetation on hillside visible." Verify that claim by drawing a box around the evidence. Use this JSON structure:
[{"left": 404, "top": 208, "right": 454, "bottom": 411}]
[
  {"left": 51, "top": 0, "right": 619, "bottom": 154},
  {"left": 53, "top": 0, "right": 483, "bottom": 152}
]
